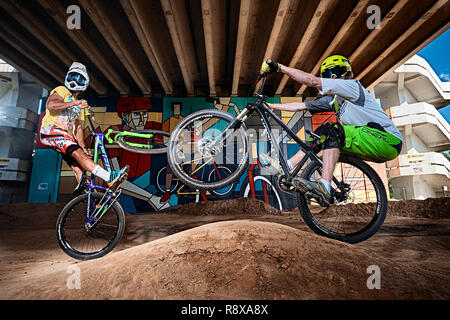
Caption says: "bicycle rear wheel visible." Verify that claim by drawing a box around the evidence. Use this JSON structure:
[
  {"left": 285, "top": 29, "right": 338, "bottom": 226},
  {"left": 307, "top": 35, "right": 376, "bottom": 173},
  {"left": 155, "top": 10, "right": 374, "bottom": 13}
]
[
  {"left": 56, "top": 192, "right": 125, "bottom": 260},
  {"left": 167, "top": 109, "right": 249, "bottom": 191},
  {"left": 117, "top": 130, "right": 170, "bottom": 154},
  {"left": 297, "top": 154, "right": 388, "bottom": 243}
]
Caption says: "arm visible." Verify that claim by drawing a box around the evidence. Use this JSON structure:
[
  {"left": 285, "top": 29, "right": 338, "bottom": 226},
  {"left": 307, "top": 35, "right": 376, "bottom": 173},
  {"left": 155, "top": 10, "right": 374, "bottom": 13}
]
[
  {"left": 279, "top": 64, "right": 322, "bottom": 90},
  {"left": 267, "top": 102, "right": 308, "bottom": 112},
  {"left": 46, "top": 92, "right": 88, "bottom": 111},
  {"left": 268, "top": 96, "right": 335, "bottom": 114}
]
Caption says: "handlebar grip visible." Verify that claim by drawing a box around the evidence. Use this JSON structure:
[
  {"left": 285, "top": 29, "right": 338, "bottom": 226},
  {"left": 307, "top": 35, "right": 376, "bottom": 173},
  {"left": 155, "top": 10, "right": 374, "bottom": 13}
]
[{"left": 105, "top": 129, "right": 115, "bottom": 144}]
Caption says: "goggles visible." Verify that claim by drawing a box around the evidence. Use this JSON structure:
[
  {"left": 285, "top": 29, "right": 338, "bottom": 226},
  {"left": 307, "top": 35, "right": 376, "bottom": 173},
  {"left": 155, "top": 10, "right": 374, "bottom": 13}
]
[
  {"left": 321, "top": 66, "right": 350, "bottom": 79},
  {"left": 67, "top": 72, "right": 87, "bottom": 86}
]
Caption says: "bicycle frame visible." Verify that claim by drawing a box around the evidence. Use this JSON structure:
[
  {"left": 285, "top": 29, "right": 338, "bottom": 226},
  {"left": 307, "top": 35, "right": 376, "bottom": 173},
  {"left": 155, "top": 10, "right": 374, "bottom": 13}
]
[
  {"left": 223, "top": 97, "right": 323, "bottom": 182},
  {"left": 84, "top": 115, "right": 120, "bottom": 226}
]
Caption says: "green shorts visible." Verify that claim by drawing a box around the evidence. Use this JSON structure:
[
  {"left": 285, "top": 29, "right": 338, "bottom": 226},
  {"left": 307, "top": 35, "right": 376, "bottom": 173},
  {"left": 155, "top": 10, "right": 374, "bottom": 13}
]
[{"left": 340, "top": 124, "right": 402, "bottom": 163}]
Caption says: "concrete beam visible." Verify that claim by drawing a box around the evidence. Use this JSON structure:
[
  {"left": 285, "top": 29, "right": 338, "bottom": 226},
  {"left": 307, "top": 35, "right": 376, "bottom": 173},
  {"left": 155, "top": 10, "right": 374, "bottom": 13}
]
[
  {"left": 0, "top": 22, "right": 65, "bottom": 86},
  {"left": 121, "top": 0, "right": 174, "bottom": 95},
  {"left": 201, "top": 0, "right": 217, "bottom": 97},
  {"left": 231, "top": 0, "right": 252, "bottom": 97},
  {"left": 37, "top": 0, "right": 129, "bottom": 95},
  {"left": 79, "top": 0, "right": 151, "bottom": 95},
  {"left": 262, "top": 0, "right": 295, "bottom": 63},
  {"left": 0, "top": 40, "right": 57, "bottom": 90},
  {"left": 0, "top": 0, "right": 107, "bottom": 95},
  {"left": 367, "top": 20, "right": 450, "bottom": 90},
  {"left": 275, "top": 0, "right": 336, "bottom": 96},
  {"left": 357, "top": 0, "right": 448, "bottom": 82},
  {"left": 160, "top": 0, "right": 197, "bottom": 96},
  {"left": 297, "top": 0, "right": 370, "bottom": 95},
  {"left": 350, "top": 0, "right": 410, "bottom": 67},
  {"left": 254, "top": 0, "right": 297, "bottom": 95}
]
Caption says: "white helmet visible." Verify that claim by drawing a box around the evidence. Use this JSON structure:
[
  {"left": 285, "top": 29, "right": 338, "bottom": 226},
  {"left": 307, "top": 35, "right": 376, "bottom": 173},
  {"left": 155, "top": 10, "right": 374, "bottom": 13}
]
[{"left": 65, "top": 62, "right": 90, "bottom": 92}]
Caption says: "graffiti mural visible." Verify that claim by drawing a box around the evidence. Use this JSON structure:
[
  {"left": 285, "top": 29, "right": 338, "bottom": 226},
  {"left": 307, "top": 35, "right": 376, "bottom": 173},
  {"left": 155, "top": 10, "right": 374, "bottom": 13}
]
[{"left": 29, "top": 96, "right": 310, "bottom": 213}]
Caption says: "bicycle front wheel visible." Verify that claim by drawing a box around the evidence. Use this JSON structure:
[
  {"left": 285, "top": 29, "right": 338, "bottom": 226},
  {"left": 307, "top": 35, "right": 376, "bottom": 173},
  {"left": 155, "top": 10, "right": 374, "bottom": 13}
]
[
  {"left": 297, "top": 154, "right": 388, "bottom": 243},
  {"left": 167, "top": 109, "right": 249, "bottom": 191},
  {"left": 117, "top": 130, "right": 170, "bottom": 154},
  {"left": 56, "top": 192, "right": 125, "bottom": 260}
]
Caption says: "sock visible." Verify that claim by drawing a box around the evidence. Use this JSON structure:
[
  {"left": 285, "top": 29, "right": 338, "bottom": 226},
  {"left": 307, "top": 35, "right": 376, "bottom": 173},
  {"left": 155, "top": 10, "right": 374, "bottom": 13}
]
[
  {"left": 287, "top": 160, "right": 293, "bottom": 171},
  {"left": 320, "top": 179, "right": 331, "bottom": 193},
  {"left": 92, "top": 165, "right": 111, "bottom": 182}
]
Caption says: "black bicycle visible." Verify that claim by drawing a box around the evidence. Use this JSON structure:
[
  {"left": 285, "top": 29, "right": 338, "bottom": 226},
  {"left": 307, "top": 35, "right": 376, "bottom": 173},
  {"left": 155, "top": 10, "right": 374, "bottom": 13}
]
[{"left": 167, "top": 72, "right": 388, "bottom": 243}]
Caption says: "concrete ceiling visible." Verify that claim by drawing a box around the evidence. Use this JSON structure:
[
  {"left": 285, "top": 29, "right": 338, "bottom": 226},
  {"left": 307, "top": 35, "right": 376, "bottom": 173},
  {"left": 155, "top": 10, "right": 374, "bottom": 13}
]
[{"left": 0, "top": 0, "right": 448, "bottom": 98}]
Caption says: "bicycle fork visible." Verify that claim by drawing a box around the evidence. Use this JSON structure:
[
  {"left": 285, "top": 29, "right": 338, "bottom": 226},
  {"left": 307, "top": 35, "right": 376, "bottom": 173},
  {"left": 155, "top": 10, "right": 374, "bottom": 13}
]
[
  {"left": 212, "top": 106, "right": 251, "bottom": 146},
  {"left": 85, "top": 189, "right": 122, "bottom": 230}
]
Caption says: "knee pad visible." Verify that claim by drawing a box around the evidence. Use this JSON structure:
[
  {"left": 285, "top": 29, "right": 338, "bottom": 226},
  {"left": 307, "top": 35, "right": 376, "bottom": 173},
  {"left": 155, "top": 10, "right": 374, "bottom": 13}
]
[{"left": 307, "top": 122, "right": 345, "bottom": 152}]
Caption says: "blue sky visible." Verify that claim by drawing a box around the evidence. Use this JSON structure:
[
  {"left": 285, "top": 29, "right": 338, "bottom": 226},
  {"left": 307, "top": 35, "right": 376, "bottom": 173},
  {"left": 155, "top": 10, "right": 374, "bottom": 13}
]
[
  {"left": 418, "top": 28, "right": 450, "bottom": 82},
  {"left": 417, "top": 28, "right": 450, "bottom": 123}
]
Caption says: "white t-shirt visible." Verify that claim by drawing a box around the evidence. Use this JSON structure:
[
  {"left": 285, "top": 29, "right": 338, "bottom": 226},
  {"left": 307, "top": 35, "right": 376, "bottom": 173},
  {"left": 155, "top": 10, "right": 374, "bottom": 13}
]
[{"left": 305, "top": 78, "right": 403, "bottom": 141}]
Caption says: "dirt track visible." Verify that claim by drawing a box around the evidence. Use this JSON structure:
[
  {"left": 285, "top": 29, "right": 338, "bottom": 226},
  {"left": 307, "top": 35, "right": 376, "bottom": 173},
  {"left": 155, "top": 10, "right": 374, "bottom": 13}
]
[{"left": 0, "top": 197, "right": 449, "bottom": 299}]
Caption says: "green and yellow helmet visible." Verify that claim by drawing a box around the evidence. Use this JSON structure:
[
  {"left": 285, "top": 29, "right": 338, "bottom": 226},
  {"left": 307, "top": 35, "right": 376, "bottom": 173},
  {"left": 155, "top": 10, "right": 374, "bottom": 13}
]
[{"left": 320, "top": 55, "right": 352, "bottom": 79}]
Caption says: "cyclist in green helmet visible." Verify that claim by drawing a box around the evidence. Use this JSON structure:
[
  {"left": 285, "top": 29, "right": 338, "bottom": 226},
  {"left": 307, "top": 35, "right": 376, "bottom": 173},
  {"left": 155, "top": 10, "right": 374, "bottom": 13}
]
[{"left": 260, "top": 55, "right": 403, "bottom": 206}]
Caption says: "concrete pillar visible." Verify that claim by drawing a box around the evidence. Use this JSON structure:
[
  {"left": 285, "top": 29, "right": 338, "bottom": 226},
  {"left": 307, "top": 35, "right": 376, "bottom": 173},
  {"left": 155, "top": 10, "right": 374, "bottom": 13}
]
[
  {"left": 397, "top": 72, "right": 407, "bottom": 105},
  {"left": 0, "top": 66, "right": 42, "bottom": 205}
]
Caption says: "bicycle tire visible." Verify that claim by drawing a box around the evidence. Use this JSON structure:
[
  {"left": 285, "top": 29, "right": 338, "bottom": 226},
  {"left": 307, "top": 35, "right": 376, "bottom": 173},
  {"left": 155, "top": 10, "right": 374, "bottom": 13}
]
[
  {"left": 117, "top": 130, "right": 170, "bottom": 154},
  {"left": 56, "top": 192, "right": 125, "bottom": 260},
  {"left": 207, "top": 165, "right": 237, "bottom": 199},
  {"left": 167, "top": 109, "right": 249, "bottom": 191},
  {"left": 297, "top": 154, "right": 388, "bottom": 243},
  {"left": 156, "top": 166, "right": 180, "bottom": 194},
  {"left": 240, "top": 173, "right": 284, "bottom": 211}
]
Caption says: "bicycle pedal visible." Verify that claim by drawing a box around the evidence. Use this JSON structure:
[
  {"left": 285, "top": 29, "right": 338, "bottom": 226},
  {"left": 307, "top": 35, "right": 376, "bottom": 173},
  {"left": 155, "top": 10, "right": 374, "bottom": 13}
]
[
  {"left": 116, "top": 174, "right": 128, "bottom": 189},
  {"left": 293, "top": 179, "right": 308, "bottom": 193},
  {"left": 108, "top": 174, "right": 128, "bottom": 191}
]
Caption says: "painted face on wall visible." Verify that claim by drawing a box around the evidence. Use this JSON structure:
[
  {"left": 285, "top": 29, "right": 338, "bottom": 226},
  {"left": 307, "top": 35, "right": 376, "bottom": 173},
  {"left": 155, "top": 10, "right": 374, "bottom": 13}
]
[
  {"left": 172, "top": 103, "right": 181, "bottom": 117},
  {"left": 124, "top": 110, "right": 148, "bottom": 130}
]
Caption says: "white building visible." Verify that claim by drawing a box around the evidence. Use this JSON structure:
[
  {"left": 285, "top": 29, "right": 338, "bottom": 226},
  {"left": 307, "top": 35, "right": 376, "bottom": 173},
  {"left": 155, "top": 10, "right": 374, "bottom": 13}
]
[{"left": 374, "top": 55, "right": 450, "bottom": 200}]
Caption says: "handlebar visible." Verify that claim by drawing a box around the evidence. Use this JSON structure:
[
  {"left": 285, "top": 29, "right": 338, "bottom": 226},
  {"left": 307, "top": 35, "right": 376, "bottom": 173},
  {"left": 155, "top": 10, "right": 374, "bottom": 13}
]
[
  {"left": 105, "top": 129, "right": 115, "bottom": 144},
  {"left": 84, "top": 108, "right": 97, "bottom": 133},
  {"left": 251, "top": 72, "right": 268, "bottom": 98}
]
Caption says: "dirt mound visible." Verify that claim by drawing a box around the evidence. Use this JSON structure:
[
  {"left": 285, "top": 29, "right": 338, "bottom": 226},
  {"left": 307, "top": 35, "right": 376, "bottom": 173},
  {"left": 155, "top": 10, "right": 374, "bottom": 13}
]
[
  {"left": 387, "top": 198, "right": 450, "bottom": 218},
  {"left": 320, "top": 198, "right": 450, "bottom": 219},
  {"left": 0, "top": 202, "right": 65, "bottom": 230},
  {"left": 172, "top": 197, "right": 283, "bottom": 216},
  {"left": 6, "top": 219, "right": 439, "bottom": 300}
]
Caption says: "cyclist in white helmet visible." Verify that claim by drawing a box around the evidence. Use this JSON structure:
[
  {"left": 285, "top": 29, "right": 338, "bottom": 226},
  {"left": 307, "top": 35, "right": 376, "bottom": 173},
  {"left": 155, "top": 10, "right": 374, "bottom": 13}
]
[{"left": 40, "top": 62, "right": 129, "bottom": 192}]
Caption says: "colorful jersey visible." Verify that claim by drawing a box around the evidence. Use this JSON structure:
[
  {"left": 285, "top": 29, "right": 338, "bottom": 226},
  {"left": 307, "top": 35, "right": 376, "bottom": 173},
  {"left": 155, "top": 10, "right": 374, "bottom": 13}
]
[
  {"left": 306, "top": 79, "right": 403, "bottom": 141},
  {"left": 41, "top": 86, "right": 86, "bottom": 136}
]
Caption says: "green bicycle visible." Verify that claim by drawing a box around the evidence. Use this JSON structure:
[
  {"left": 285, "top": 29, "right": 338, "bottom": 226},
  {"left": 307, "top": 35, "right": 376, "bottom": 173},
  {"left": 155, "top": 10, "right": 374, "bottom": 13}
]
[
  {"left": 105, "top": 128, "right": 170, "bottom": 154},
  {"left": 56, "top": 111, "right": 170, "bottom": 260}
]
